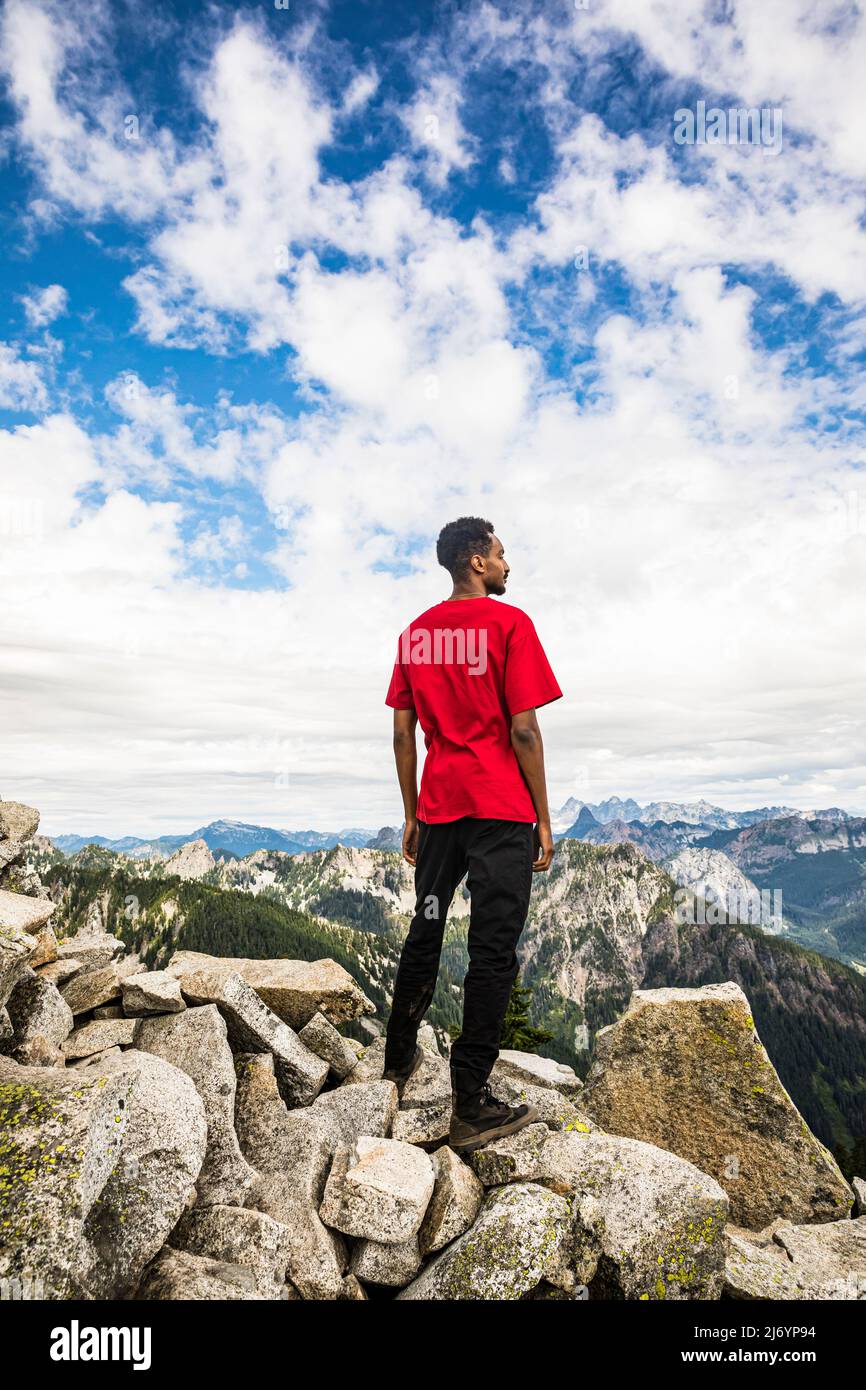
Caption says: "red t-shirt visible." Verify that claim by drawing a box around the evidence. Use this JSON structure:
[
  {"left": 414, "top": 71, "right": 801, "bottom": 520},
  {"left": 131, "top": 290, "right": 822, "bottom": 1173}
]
[{"left": 385, "top": 596, "right": 563, "bottom": 823}]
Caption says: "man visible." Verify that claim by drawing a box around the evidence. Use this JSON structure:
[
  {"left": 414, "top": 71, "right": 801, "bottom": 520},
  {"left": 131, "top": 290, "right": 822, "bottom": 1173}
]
[{"left": 382, "top": 516, "right": 563, "bottom": 1152}]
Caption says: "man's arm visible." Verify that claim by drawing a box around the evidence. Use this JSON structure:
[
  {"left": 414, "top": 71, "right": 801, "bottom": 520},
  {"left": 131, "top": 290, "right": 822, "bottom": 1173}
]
[
  {"left": 510, "top": 708, "right": 555, "bottom": 871},
  {"left": 393, "top": 707, "right": 420, "bottom": 866}
]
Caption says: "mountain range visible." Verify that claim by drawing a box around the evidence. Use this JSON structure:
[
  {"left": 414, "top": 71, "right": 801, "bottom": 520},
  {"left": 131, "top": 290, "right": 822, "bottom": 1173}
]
[
  {"left": 46, "top": 798, "right": 866, "bottom": 974},
  {"left": 52, "top": 796, "right": 857, "bottom": 859},
  {"left": 51, "top": 819, "right": 379, "bottom": 859},
  {"left": 552, "top": 796, "right": 853, "bottom": 834}
]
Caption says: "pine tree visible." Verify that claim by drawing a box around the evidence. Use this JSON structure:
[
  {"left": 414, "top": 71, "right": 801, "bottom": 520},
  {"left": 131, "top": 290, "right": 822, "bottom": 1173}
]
[
  {"left": 447, "top": 978, "right": 554, "bottom": 1052},
  {"left": 501, "top": 979, "right": 555, "bottom": 1051}
]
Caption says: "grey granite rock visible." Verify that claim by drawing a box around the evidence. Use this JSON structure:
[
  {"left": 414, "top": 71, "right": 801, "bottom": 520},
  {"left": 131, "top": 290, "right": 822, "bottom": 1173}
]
[
  {"left": 60, "top": 955, "right": 145, "bottom": 1016},
  {"left": 79, "top": 1049, "right": 208, "bottom": 1298},
  {"left": 36, "top": 958, "right": 83, "bottom": 988},
  {"left": 298, "top": 1011, "right": 359, "bottom": 1079},
  {"left": 6, "top": 968, "right": 73, "bottom": 1065},
  {"left": 121, "top": 970, "right": 186, "bottom": 1016},
  {"left": 27, "top": 924, "right": 58, "bottom": 969},
  {"left": 469, "top": 1122, "right": 551, "bottom": 1187},
  {"left": 582, "top": 982, "right": 854, "bottom": 1230},
  {"left": 171, "top": 1203, "right": 292, "bottom": 1297},
  {"left": 0, "top": 802, "right": 40, "bottom": 843},
  {"left": 137, "top": 1246, "right": 290, "bottom": 1300},
  {"left": 418, "top": 1143, "right": 485, "bottom": 1255},
  {"left": 725, "top": 1217, "right": 866, "bottom": 1299},
  {"left": 0, "top": 888, "right": 55, "bottom": 934},
  {"left": 495, "top": 1049, "right": 583, "bottom": 1098},
  {"left": 0, "top": 920, "right": 37, "bottom": 1013},
  {"left": 0, "top": 1056, "right": 135, "bottom": 1296},
  {"left": 234, "top": 1052, "right": 355, "bottom": 1300},
  {"left": 167, "top": 950, "right": 375, "bottom": 1028},
  {"left": 485, "top": 1066, "right": 596, "bottom": 1134},
  {"left": 69, "top": 1046, "right": 123, "bottom": 1070},
  {"left": 319, "top": 1136, "right": 435, "bottom": 1244},
  {"left": 307, "top": 1078, "right": 398, "bottom": 1147},
  {"left": 349, "top": 1234, "right": 422, "bottom": 1287},
  {"left": 339, "top": 1039, "right": 450, "bottom": 1140},
  {"left": 56, "top": 933, "right": 125, "bottom": 972},
  {"left": 542, "top": 1129, "right": 729, "bottom": 1300},
  {"left": 397, "top": 1182, "right": 572, "bottom": 1301},
  {"left": 177, "top": 967, "right": 328, "bottom": 1106},
  {"left": 64, "top": 1017, "right": 140, "bottom": 1059},
  {"left": 135, "top": 1005, "right": 257, "bottom": 1207}
]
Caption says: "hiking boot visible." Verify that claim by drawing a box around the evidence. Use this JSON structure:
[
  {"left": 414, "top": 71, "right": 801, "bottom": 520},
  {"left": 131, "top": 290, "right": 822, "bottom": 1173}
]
[
  {"left": 449, "top": 1080, "right": 539, "bottom": 1152},
  {"left": 382, "top": 1044, "right": 425, "bottom": 1099}
]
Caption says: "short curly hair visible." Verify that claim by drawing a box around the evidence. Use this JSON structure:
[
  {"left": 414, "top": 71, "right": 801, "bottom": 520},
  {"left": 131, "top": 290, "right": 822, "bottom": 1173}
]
[{"left": 436, "top": 516, "right": 495, "bottom": 580}]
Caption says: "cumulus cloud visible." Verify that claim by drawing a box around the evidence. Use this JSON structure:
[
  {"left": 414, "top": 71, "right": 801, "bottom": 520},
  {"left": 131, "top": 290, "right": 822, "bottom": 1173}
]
[
  {"left": 0, "top": 342, "right": 48, "bottom": 411},
  {"left": 0, "top": 0, "right": 865, "bottom": 832},
  {"left": 400, "top": 73, "right": 474, "bottom": 185},
  {"left": 0, "top": 0, "right": 185, "bottom": 219},
  {"left": 97, "top": 373, "right": 293, "bottom": 491},
  {"left": 20, "top": 283, "right": 68, "bottom": 327}
]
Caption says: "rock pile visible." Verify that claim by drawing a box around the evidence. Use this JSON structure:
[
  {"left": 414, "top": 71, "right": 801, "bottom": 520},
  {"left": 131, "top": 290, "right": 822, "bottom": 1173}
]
[{"left": 1, "top": 800, "right": 865, "bottom": 1300}]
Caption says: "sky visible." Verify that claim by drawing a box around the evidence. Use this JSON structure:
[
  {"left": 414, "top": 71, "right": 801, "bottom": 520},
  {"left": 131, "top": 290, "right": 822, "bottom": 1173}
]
[{"left": 1, "top": 0, "right": 865, "bottom": 837}]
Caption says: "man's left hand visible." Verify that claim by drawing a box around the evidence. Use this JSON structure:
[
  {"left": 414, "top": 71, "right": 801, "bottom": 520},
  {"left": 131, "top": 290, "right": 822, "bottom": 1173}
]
[
  {"left": 532, "top": 822, "right": 555, "bottom": 872},
  {"left": 402, "top": 817, "right": 419, "bottom": 866}
]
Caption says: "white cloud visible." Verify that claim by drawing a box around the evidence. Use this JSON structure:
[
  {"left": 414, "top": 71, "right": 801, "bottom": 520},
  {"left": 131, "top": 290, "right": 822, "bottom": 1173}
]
[
  {"left": 591, "top": 265, "right": 803, "bottom": 440},
  {"left": 20, "top": 282, "right": 68, "bottom": 327},
  {"left": 3, "top": 368, "right": 865, "bottom": 832},
  {"left": 0, "top": 0, "right": 185, "bottom": 220},
  {"left": 189, "top": 515, "right": 248, "bottom": 566},
  {"left": 342, "top": 68, "right": 379, "bottom": 115},
  {"left": 588, "top": 0, "right": 866, "bottom": 179},
  {"left": 1, "top": 0, "right": 865, "bottom": 831},
  {"left": 400, "top": 73, "right": 474, "bottom": 185},
  {"left": 100, "top": 373, "right": 288, "bottom": 485},
  {"left": 0, "top": 342, "right": 48, "bottom": 411},
  {"left": 511, "top": 113, "right": 866, "bottom": 305}
]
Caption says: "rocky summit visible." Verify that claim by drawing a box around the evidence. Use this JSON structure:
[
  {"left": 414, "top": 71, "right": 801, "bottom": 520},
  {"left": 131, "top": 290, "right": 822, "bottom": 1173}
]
[{"left": 1, "top": 799, "right": 865, "bottom": 1301}]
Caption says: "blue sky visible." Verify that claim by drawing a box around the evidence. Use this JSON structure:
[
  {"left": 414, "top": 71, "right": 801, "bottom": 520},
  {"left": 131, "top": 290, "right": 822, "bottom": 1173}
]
[{"left": 1, "top": 0, "right": 865, "bottom": 834}]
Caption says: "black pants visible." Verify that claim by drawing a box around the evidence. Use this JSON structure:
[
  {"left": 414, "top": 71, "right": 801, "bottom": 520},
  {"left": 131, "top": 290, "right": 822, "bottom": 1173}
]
[{"left": 383, "top": 816, "right": 535, "bottom": 1103}]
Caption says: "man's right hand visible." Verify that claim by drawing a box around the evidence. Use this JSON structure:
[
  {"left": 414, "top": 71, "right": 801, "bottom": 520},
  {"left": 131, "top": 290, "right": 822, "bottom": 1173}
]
[
  {"left": 532, "top": 821, "right": 554, "bottom": 872},
  {"left": 402, "top": 817, "right": 419, "bottom": 866}
]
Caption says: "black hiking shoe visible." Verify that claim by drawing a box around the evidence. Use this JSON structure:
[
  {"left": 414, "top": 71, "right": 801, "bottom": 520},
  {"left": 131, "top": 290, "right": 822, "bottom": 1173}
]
[
  {"left": 382, "top": 1044, "right": 425, "bottom": 1099},
  {"left": 449, "top": 1080, "right": 539, "bottom": 1152}
]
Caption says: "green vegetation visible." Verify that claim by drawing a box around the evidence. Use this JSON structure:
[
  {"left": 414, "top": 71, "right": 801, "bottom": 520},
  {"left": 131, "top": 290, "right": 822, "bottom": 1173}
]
[
  {"left": 500, "top": 980, "right": 554, "bottom": 1051},
  {"left": 444, "top": 979, "right": 554, "bottom": 1053},
  {"left": 43, "top": 862, "right": 398, "bottom": 1022},
  {"left": 307, "top": 887, "right": 399, "bottom": 937}
]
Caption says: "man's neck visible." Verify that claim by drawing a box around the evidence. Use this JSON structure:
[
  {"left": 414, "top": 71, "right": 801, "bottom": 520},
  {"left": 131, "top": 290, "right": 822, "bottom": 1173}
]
[{"left": 447, "top": 588, "right": 488, "bottom": 601}]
